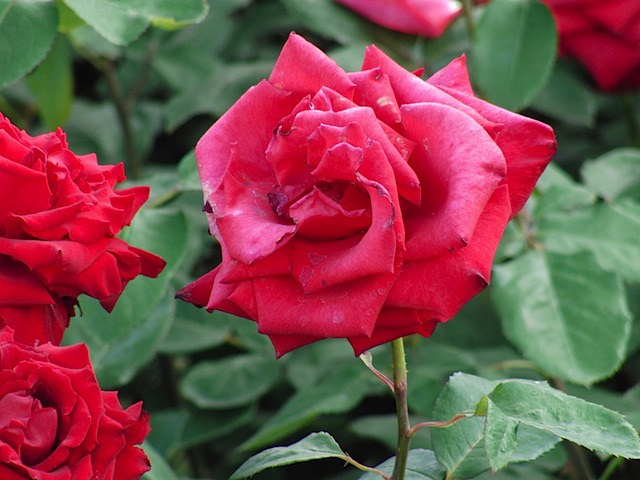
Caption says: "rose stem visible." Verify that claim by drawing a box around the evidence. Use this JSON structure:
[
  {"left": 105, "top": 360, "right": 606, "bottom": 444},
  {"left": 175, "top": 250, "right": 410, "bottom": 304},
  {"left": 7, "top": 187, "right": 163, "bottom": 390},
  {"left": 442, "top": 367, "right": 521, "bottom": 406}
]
[
  {"left": 461, "top": 0, "right": 476, "bottom": 41},
  {"left": 100, "top": 59, "right": 142, "bottom": 180},
  {"left": 390, "top": 337, "right": 412, "bottom": 480}
]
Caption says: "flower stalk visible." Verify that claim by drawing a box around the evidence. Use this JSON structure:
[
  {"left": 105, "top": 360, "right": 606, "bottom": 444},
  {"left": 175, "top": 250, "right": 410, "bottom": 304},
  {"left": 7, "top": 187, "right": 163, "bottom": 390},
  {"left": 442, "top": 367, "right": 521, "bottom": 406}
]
[{"left": 390, "top": 338, "right": 412, "bottom": 480}]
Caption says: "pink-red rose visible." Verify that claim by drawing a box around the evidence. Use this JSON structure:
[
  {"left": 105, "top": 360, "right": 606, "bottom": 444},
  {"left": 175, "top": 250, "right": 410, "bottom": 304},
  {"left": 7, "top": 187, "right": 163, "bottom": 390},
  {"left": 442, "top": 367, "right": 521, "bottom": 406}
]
[
  {"left": 542, "top": 0, "right": 640, "bottom": 90},
  {"left": 178, "top": 33, "right": 556, "bottom": 357},
  {"left": 0, "top": 328, "right": 150, "bottom": 479},
  {"left": 0, "top": 114, "right": 166, "bottom": 346},
  {"left": 335, "top": 0, "right": 462, "bottom": 37}
]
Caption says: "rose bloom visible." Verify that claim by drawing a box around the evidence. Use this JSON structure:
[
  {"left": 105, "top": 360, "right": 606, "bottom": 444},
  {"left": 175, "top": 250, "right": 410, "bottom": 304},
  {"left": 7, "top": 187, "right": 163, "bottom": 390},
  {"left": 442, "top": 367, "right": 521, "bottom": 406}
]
[
  {"left": 0, "top": 328, "right": 150, "bottom": 479},
  {"left": 178, "top": 33, "right": 556, "bottom": 357},
  {"left": 541, "top": 0, "right": 640, "bottom": 90},
  {"left": 0, "top": 114, "right": 166, "bottom": 346},
  {"left": 335, "top": 0, "right": 462, "bottom": 37}
]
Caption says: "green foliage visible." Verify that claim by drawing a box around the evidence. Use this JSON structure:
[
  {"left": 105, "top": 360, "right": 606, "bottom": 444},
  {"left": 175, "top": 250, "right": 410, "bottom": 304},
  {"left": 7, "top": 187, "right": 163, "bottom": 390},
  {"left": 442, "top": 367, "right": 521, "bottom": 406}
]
[
  {"left": 492, "top": 250, "right": 631, "bottom": 385},
  {"left": 3, "top": 0, "right": 640, "bottom": 479},
  {"left": 470, "top": 0, "right": 557, "bottom": 111},
  {"left": 230, "top": 432, "right": 348, "bottom": 480},
  {"left": 0, "top": 0, "right": 58, "bottom": 89}
]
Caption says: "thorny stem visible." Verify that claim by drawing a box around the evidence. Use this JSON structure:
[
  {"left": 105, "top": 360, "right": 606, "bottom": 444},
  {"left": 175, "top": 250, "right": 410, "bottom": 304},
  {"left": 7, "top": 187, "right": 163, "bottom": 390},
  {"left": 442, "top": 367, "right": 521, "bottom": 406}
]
[
  {"left": 621, "top": 94, "right": 640, "bottom": 147},
  {"left": 101, "top": 59, "right": 142, "bottom": 179},
  {"left": 598, "top": 456, "right": 624, "bottom": 480},
  {"left": 461, "top": 0, "right": 476, "bottom": 41},
  {"left": 390, "top": 338, "right": 411, "bottom": 480}
]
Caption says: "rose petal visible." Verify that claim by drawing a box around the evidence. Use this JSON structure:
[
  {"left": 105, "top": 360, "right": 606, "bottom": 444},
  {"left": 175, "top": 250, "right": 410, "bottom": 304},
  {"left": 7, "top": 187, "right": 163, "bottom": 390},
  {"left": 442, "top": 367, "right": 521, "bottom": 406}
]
[
  {"left": 387, "top": 185, "right": 512, "bottom": 317},
  {"left": 269, "top": 32, "right": 355, "bottom": 98},
  {"left": 400, "top": 102, "right": 506, "bottom": 259}
]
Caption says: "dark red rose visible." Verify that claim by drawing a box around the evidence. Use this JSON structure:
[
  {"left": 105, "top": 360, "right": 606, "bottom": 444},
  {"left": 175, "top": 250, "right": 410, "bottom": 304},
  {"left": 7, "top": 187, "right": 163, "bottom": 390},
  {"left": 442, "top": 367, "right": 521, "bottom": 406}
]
[
  {"left": 542, "top": 0, "right": 640, "bottom": 90},
  {"left": 0, "top": 114, "right": 166, "bottom": 346},
  {"left": 334, "top": 0, "right": 462, "bottom": 37},
  {"left": 0, "top": 328, "right": 150, "bottom": 479},
  {"left": 178, "top": 33, "right": 556, "bottom": 357}
]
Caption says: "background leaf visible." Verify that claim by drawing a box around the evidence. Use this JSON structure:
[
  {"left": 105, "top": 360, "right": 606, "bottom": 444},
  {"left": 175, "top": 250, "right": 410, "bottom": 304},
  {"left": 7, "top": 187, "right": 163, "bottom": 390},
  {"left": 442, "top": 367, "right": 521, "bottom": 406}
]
[
  {"left": 492, "top": 250, "right": 631, "bottom": 384},
  {"left": 26, "top": 36, "right": 74, "bottom": 128},
  {"left": 63, "top": 208, "right": 189, "bottom": 387},
  {"left": 471, "top": 0, "right": 557, "bottom": 111},
  {"left": 230, "top": 432, "right": 347, "bottom": 480},
  {"left": 0, "top": 0, "right": 58, "bottom": 88}
]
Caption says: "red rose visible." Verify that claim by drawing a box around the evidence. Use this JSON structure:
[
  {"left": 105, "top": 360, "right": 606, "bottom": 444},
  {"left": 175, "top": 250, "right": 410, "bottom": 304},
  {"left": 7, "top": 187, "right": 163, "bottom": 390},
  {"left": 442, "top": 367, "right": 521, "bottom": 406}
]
[
  {"left": 335, "top": 0, "right": 462, "bottom": 37},
  {"left": 178, "top": 33, "right": 556, "bottom": 357},
  {"left": 0, "top": 328, "right": 151, "bottom": 479},
  {"left": 0, "top": 114, "right": 166, "bottom": 346},
  {"left": 542, "top": 0, "right": 640, "bottom": 90}
]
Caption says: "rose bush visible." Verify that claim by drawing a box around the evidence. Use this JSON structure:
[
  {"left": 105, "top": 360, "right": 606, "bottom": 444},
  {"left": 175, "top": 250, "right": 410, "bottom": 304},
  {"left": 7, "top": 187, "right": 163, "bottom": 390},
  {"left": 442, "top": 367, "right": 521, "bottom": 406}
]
[
  {"left": 178, "top": 33, "right": 556, "bottom": 357},
  {"left": 334, "top": 0, "right": 462, "bottom": 37},
  {"left": 0, "top": 328, "right": 150, "bottom": 479},
  {"left": 542, "top": 0, "right": 640, "bottom": 90},
  {"left": 0, "top": 114, "right": 166, "bottom": 346}
]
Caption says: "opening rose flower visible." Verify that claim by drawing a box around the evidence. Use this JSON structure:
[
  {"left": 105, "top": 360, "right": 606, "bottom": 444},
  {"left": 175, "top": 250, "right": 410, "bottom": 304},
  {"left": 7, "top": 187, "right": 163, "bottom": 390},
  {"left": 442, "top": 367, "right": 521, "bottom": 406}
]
[
  {"left": 335, "top": 0, "right": 463, "bottom": 37},
  {"left": 178, "top": 33, "right": 556, "bottom": 357},
  {"left": 0, "top": 327, "right": 150, "bottom": 479},
  {"left": 0, "top": 114, "right": 166, "bottom": 346},
  {"left": 541, "top": 0, "right": 640, "bottom": 90}
]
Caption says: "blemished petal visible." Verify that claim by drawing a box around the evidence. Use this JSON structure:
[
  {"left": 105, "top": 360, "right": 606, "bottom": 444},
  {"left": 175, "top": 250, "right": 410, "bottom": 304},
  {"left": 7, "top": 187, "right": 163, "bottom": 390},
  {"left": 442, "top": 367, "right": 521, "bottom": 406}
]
[
  {"left": 431, "top": 83, "right": 556, "bottom": 216},
  {"left": 288, "top": 186, "right": 370, "bottom": 240},
  {"left": 290, "top": 174, "right": 398, "bottom": 293},
  {"left": 269, "top": 33, "right": 356, "bottom": 99},
  {"left": 348, "top": 308, "right": 440, "bottom": 355},
  {"left": 195, "top": 79, "right": 302, "bottom": 212},
  {"left": 400, "top": 102, "right": 506, "bottom": 260},
  {"left": 362, "top": 47, "right": 498, "bottom": 130},
  {"left": 348, "top": 68, "right": 403, "bottom": 125},
  {"left": 424, "top": 55, "right": 475, "bottom": 96},
  {"left": 387, "top": 185, "right": 512, "bottom": 318},
  {"left": 252, "top": 267, "right": 399, "bottom": 339},
  {"left": 267, "top": 333, "right": 325, "bottom": 358}
]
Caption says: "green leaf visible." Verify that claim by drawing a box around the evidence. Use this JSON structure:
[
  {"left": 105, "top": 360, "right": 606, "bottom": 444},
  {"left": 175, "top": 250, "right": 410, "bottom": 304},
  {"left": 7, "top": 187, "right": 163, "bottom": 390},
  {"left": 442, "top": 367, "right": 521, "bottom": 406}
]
[
  {"left": 158, "top": 302, "right": 230, "bottom": 354},
  {"left": 55, "top": 0, "right": 84, "bottom": 32},
  {"left": 540, "top": 200, "right": 640, "bottom": 282},
  {"left": 141, "top": 441, "right": 179, "bottom": 480},
  {"left": 176, "top": 150, "right": 202, "bottom": 192},
  {"left": 148, "top": 406, "right": 256, "bottom": 458},
  {"left": 26, "top": 36, "right": 73, "bottom": 129},
  {"left": 532, "top": 163, "right": 596, "bottom": 217},
  {"left": 63, "top": 208, "right": 189, "bottom": 388},
  {"left": 581, "top": 148, "right": 640, "bottom": 202},
  {"left": 431, "top": 373, "right": 559, "bottom": 479},
  {"left": 492, "top": 250, "right": 631, "bottom": 385},
  {"left": 471, "top": 0, "right": 557, "bottom": 111},
  {"left": 180, "top": 354, "right": 280, "bottom": 409},
  {"left": 164, "top": 60, "right": 275, "bottom": 132},
  {"left": 280, "top": 0, "right": 372, "bottom": 44},
  {"left": 485, "top": 401, "right": 520, "bottom": 471},
  {"left": 230, "top": 432, "right": 347, "bottom": 480},
  {"left": 358, "top": 449, "right": 446, "bottom": 480},
  {"left": 532, "top": 61, "right": 598, "bottom": 127},
  {"left": 488, "top": 381, "right": 640, "bottom": 458},
  {"left": 62, "top": 0, "right": 149, "bottom": 45},
  {"left": 241, "top": 362, "right": 375, "bottom": 451},
  {"left": 0, "top": 0, "right": 58, "bottom": 88},
  {"left": 62, "top": 0, "right": 207, "bottom": 45}
]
